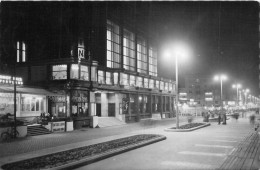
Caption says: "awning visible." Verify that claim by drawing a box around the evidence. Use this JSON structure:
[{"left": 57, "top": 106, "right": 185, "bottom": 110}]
[{"left": 0, "top": 86, "right": 63, "bottom": 96}]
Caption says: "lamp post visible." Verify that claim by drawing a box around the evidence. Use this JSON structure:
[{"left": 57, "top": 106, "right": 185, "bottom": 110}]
[
  {"left": 214, "top": 74, "right": 227, "bottom": 124},
  {"left": 163, "top": 41, "right": 191, "bottom": 129},
  {"left": 232, "top": 84, "right": 241, "bottom": 106},
  {"left": 175, "top": 53, "right": 179, "bottom": 129}
]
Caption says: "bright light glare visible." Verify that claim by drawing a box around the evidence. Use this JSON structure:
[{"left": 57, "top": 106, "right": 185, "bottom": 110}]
[
  {"left": 172, "top": 43, "right": 190, "bottom": 57},
  {"left": 162, "top": 41, "right": 191, "bottom": 61},
  {"left": 232, "top": 84, "right": 241, "bottom": 88},
  {"left": 214, "top": 74, "right": 227, "bottom": 81},
  {"left": 163, "top": 49, "right": 173, "bottom": 59},
  {"left": 221, "top": 75, "right": 227, "bottom": 80}
]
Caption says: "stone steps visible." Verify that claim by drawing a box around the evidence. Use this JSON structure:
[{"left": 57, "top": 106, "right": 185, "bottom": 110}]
[{"left": 27, "top": 124, "right": 52, "bottom": 136}]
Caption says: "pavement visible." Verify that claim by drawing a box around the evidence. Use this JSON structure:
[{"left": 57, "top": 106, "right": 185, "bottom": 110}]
[{"left": 0, "top": 114, "right": 259, "bottom": 170}]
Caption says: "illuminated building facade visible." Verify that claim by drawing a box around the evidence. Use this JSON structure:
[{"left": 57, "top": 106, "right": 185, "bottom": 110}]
[{"left": 1, "top": 2, "right": 176, "bottom": 126}]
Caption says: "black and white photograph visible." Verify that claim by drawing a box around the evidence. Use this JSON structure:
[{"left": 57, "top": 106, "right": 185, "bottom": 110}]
[{"left": 0, "top": 1, "right": 259, "bottom": 169}]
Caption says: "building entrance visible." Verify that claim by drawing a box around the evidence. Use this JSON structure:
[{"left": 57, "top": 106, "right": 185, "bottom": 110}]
[
  {"left": 108, "top": 103, "right": 115, "bottom": 117},
  {"left": 96, "top": 103, "right": 101, "bottom": 117}
]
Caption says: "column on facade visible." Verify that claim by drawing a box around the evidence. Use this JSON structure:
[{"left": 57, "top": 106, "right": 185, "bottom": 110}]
[
  {"left": 88, "top": 91, "right": 96, "bottom": 116},
  {"left": 149, "top": 93, "right": 152, "bottom": 118},
  {"left": 137, "top": 92, "right": 140, "bottom": 121},
  {"left": 101, "top": 92, "right": 108, "bottom": 117}
]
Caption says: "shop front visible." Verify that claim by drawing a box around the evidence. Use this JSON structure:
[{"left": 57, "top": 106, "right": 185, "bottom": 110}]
[
  {"left": 71, "top": 90, "right": 88, "bottom": 117},
  {"left": 0, "top": 85, "right": 63, "bottom": 124}
]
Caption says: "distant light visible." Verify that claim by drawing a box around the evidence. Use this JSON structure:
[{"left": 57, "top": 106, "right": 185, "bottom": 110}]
[
  {"left": 232, "top": 84, "right": 241, "bottom": 88},
  {"left": 214, "top": 74, "right": 227, "bottom": 81},
  {"left": 221, "top": 75, "right": 227, "bottom": 80}
]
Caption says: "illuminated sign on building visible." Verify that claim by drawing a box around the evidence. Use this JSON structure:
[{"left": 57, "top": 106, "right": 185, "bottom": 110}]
[
  {"left": 179, "top": 97, "right": 187, "bottom": 100},
  {"left": 0, "top": 75, "right": 23, "bottom": 85},
  {"left": 205, "top": 97, "right": 213, "bottom": 101}
]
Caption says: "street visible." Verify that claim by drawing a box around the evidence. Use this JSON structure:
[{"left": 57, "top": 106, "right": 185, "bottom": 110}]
[{"left": 76, "top": 118, "right": 254, "bottom": 170}]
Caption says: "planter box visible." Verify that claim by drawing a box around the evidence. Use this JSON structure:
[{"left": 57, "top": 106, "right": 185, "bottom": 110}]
[
  {"left": 43, "top": 121, "right": 66, "bottom": 132},
  {"left": 52, "top": 121, "right": 65, "bottom": 133},
  {"left": 0, "top": 125, "right": 27, "bottom": 138},
  {"left": 66, "top": 121, "right": 74, "bottom": 132},
  {"left": 43, "top": 123, "right": 52, "bottom": 132}
]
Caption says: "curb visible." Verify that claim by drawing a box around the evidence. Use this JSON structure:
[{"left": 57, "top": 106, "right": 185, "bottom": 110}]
[
  {"left": 1, "top": 135, "right": 166, "bottom": 170},
  {"left": 164, "top": 123, "right": 211, "bottom": 132},
  {"left": 50, "top": 135, "right": 166, "bottom": 170}
]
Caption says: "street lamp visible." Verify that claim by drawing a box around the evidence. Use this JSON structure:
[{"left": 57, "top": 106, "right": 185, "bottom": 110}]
[
  {"left": 163, "top": 41, "right": 191, "bottom": 129},
  {"left": 214, "top": 74, "right": 227, "bottom": 124},
  {"left": 232, "top": 84, "right": 241, "bottom": 106}
]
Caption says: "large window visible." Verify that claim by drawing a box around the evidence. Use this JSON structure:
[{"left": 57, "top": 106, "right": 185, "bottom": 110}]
[
  {"left": 160, "top": 81, "right": 164, "bottom": 90},
  {"left": 123, "top": 29, "right": 135, "bottom": 71},
  {"left": 107, "top": 20, "right": 121, "bottom": 68},
  {"left": 98, "top": 70, "right": 105, "bottom": 84},
  {"left": 137, "top": 77, "right": 143, "bottom": 87},
  {"left": 52, "top": 65, "right": 67, "bottom": 80},
  {"left": 70, "top": 64, "right": 79, "bottom": 79},
  {"left": 114, "top": 72, "right": 119, "bottom": 85},
  {"left": 120, "top": 73, "right": 129, "bottom": 86},
  {"left": 21, "top": 96, "right": 45, "bottom": 112},
  {"left": 169, "top": 83, "right": 173, "bottom": 91},
  {"left": 129, "top": 75, "right": 136, "bottom": 87},
  {"left": 149, "top": 79, "right": 154, "bottom": 89},
  {"left": 137, "top": 37, "right": 147, "bottom": 74},
  {"left": 80, "top": 65, "right": 89, "bottom": 81},
  {"left": 106, "top": 72, "right": 112, "bottom": 85},
  {"left": 165, "top": 82, "right": 169, "bottom": 91},
  {"left": 17, "top": 41, "right": 26, "bottom": 63},
  {"left": 155, "top": 80, "right": 160, "bottom": 89},
  {"left": 144, "top": 78, "right": 149, "bottom": 88},
  {"left": 149, "top": 46, "right": 158, "bottom": 76}
]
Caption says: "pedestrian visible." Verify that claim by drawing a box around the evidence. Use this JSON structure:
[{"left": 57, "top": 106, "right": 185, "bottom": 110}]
[
  {"left": 249, "top": 114, "right": 255, "bottom": 126},
  {"left": 218, "top": 113, "right": 221, "bottom": 125}
]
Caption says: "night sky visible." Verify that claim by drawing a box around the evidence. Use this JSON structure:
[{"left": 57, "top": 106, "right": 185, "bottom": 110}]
[{"left": 150, "top": 1, "right": 259, "bottom": 96}]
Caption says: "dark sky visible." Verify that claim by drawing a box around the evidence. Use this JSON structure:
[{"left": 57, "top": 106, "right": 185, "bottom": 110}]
[{"left": 151, "top": 1, "right": 259, "bottom": 96}]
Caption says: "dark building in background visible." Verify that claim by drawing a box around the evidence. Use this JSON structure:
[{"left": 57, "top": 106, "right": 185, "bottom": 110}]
[
  {"left": 1, "top": 2, "right": 176, "bottom": 126},
  {"left": 179, "top": 74, "right": 224, "bottom": 107}
]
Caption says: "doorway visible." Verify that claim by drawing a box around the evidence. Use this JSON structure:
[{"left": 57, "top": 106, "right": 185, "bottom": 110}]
[
  {"left": 108, "top": 103, "right": 115, "bottom": 117},
  {"left": 96, "top": 103, "right": 101, "bottom": 117}
]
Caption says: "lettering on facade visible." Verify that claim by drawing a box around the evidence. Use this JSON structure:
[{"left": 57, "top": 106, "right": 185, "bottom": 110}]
[
  {"left": 78, "top": 48, "right": 85, "bottom": 60},
  {"left": 48, "top": 96, "right": 66, "bottom": 103},
  {"left": 71, "top": 96, "right": 88, "bottom": 103}
]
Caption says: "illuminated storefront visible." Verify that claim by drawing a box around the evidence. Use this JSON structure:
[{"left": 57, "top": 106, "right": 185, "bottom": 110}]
[{"left": 0, "top": 74, "right": 61, "bottom": 118}]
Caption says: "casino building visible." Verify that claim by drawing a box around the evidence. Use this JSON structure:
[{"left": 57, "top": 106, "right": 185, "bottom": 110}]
[{"left": 1, "top": 2, "right": 176, "bottom": 127}]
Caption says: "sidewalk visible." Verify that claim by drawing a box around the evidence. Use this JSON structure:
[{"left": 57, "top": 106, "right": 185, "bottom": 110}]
[
  {"left": 0, "top": 117, "right": 185, "bottom": 158},
  {"left": 218, "top": 129, "right": 260, "bottom": 170},
  {"left": 0, "top": 116, "right": 259, "bottom": 170}
]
